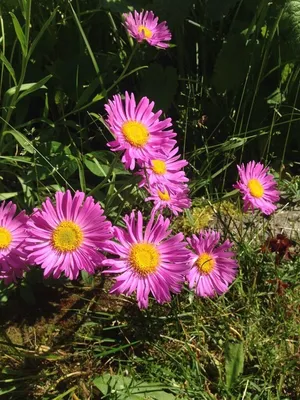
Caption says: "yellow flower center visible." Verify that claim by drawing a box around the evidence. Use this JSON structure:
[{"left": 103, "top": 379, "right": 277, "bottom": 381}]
[
  {"left": 129, "top": 243, "right": 160, "bottom": 275},
  {"left": 138, "top": 25, "right": 153, "bottom": 39},
  {"left": 122, "top": 121, "right": 149, "bottom": 147},
  {"left": 0, "top": 227, "right": 12, "bottom": 249},
  {"left": 52, "top": 221, "right": 83, "bottom": 252},
  {"left": 247, "top": 179, "right": 264, "bottom": 198},
  {"left": 196, "top": 252, "right": 215, "bottom": 274},
  {"left": 152, "top": 160, "right": 167, "bottom": 175},
  {"left": 158, "top": 190, "right": 170, "bottom": 201}
]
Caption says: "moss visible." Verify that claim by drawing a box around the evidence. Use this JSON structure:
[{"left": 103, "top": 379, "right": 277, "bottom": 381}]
[{"left": 172, "top": 200, "right": 242, "bottom": 235}]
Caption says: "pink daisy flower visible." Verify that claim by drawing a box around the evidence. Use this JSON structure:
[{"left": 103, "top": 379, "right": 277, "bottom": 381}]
[
  {"left": 145, "top": 184, "right": 191, "bottom": 216},
  {"left": 234, "top": 161, "right": 280, "bottom": 215},
  {"left": 25, "top": 191, "right": 113, "bottom": 280},
  {"left": 103, "top": 211, "right": 190, "bottom": 309},
  {"left": 0, "top": 201, "right": 28, "bottom": 285},
  {"left": 124, "top": 10, "right": 171, "bottom": 49},
  {"left": 187, "top": 230, "right": 238, "bottom": 297},
  {"left": 137, "top": 146, "right": 189, "bottom": 190},
  {"left": 105, "top": 92, "right": 176, "bottom": 170}
]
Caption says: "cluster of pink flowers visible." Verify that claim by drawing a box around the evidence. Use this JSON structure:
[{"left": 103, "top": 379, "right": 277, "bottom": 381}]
[
  {"left": 105, "top": 91, "right": 191, "bottom": 216},
  {"left": 0, "top": 191, "right": 239, "bottom": 309},
  {"left": 0, "top": 11, "right": 281, "bottom": 311}
]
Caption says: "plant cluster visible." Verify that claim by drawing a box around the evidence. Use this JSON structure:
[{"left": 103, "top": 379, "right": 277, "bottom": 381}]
[{"left": 0, "top": 11, "right": 282, "bottom": 312}]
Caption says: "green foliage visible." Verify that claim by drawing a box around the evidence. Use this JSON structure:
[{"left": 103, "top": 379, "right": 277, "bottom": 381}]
[
  {"left": 93, "top": 374, "right": 177, "bottom": 399},
  {"left": 0, "top": 0, "right": 299, "bottom": 399},
  {"left": 225, "top": 341, "right": 244, "bottom": 389},
  {"left": 282, "top": 0, "right": 300, "bottom": 48}
]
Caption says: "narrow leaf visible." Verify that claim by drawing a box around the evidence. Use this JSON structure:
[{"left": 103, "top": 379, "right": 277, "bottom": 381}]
[
  {"left": 0, "top": 52, "right": 17, "bottom": 85},
  {"left": 3, "top": 130, "right": 34, "bottom": 154},
  {"left": 3, "top": 80, "right": 50, "bottom": 107},
  {"left": 76, "top": 158, "right": 86, "bottom": 192},
  {"left": 0, "top": 192, "right": 18, "bottom": 200},
  {"left": 9, "top": 13, "right": 27, "bottom": 56},
  {"left": 225, "top": 341, "right": 244, "bottom": 389},
  {"left": 17, "top": 74, "right": 52, "bottom": 102}
]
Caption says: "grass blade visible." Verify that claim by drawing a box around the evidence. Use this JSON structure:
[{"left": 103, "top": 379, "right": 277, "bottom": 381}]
[
  {"left": 9, "top": 12, "right": 27, "bottom": 56},
  {"left": 0, "top": 52, "right": 17, "bottom": 86}
]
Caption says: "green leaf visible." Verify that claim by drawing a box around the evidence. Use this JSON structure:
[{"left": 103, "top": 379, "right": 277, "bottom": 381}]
[
  {"left": 0, "top": 192, "right": 18, "bottom": 200},
  {"left": 3, "top": 77, "right": 51, "bottom": 108},
  {"left": 76, "top": 158, "right": 86, "bottom": 192},
  {"left": 281, "top": 63, "right": 294, "bottom": 85},
  {"left": 9, "top": 12, "right": 27, "bottom": 56},
  {"left": 93, "top": 374, "right": 175, "bottom": 399},
  {"left": 33, "top": 141, "right": 78, "bottom": 181},
  {"left": 225, "top": 341, "right": 244, "bottom": 389},
  {"left": 84, "top": 152, "right": 129, "bottom": 177},
  {"left": 140, "top": 63, "right": 177, "bottom": 111},
  {"left": 267, "top": 87, "right": 286, "bottom": 106},
  {"left": 3, "top": 130, "right": 34, "bottom": 154},
  {"left": 81, "top": 270, "right": 94, "bottom": 286},
  {"left": 0, "top": 52, "right": 17, "bottom": 86},
  {"left": 93, "top": 374, "right": 133, "bottom": 395},
  {"left": 84, "top": 157, "right": 108, "bottom": 177},
  {"left": 17, "top": 75, "right": 52, "bottom": 102},
  {"left": 282, "top": 0, "right": 300, "bottom": 48}
]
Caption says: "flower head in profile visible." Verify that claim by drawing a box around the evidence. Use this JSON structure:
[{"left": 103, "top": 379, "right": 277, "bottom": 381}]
[
  {"left": 0, "top": 201, "right": 28, "bottom": 284},
  {"left": 145, "top": 184, "right": 191, "bottom": 216},
  {"left": 26, "top": 191, "right": 112, "bottom": 280},
  {"left": 105, "top": 92, "right": 176, "bottom": 170},
  {"left": 234, "top": 161, "right": 280, "bottom": 215},
  {"left": 137, "top": 146, "right": 189, "bottom": 190},
  {"left": 124, "top": 10, "right": 171, "bottom": 49},
  {"left": 187, "top": 230, "right": 238, "bottom": 297},
  {"left": 103, "top": 211, "right": 190, "bottom": 309}
]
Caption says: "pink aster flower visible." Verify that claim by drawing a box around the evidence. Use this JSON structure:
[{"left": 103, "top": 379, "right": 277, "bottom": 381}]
[
  {"left": 0, "top": 201, "right": 28, "bottom": 284},
  {"left": 137, "top": 146, "right": 189, "bottom": 190},
  {"left": 105, "top": 92, "right": 176, "bottom": 170},
  {"left": 234, "top": 161, "right": 280, "bottom": 215},
  {"left": 145, "top": 184, "right": 191, "bottom": 216},
  {"left": 25, "top": 191, "right": 113, "bottom": 280},
  {"left": 186, "top": 230, "right": 238, "bottom": 297},
  {"left": 124, "top": 10, "right": 171, "bottom": 49},
  {"left": 103, "top": 211, "right": 190, "bottom": 309}
]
